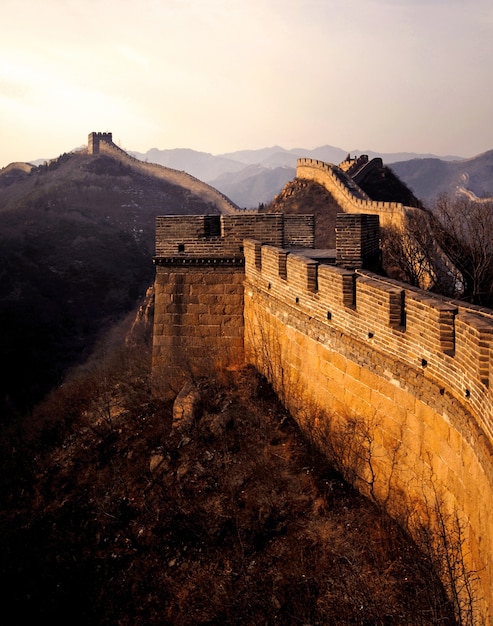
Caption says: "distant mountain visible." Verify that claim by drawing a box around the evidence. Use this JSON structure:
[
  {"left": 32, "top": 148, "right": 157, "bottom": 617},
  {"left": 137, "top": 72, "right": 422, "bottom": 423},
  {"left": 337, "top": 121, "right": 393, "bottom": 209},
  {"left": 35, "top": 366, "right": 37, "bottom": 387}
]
[
  {"left": 130, "top": 147, "right": 246, "bottom": 182},
  {"left": 210, "top": 165, "right": 296, "bottom": 208},
  {"left": 132, "top": 145, "right": 465, "bottom": 208},
  {"left": 390, "top": 150, "right": 493, "bottom": 204}
]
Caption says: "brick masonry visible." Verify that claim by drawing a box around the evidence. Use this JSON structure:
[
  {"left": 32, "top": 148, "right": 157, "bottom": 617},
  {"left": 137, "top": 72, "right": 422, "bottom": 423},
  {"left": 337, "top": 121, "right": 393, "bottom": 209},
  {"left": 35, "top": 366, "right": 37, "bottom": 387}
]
[
  {"left": 152, "top": 213, "right": 315, "bottom": 395},
  {"left": 152, "top": 213, "right": 493, "bottom": 622},
  {"left": 243, "top": 240, "right": 493, "bottom": 623}
]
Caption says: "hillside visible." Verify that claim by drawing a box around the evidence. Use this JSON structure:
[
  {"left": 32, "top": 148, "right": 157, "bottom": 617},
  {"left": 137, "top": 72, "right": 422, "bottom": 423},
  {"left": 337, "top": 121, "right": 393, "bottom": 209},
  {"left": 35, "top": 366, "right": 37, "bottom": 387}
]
[
  {"left": 0, "top": 312, "right": 456, "bottom": 624},
  {"left": 0, "top": 148, "right": 235, "bottom": 415},
  {"left": 263, "top": 179, "right": 342, "bottom": 248}
]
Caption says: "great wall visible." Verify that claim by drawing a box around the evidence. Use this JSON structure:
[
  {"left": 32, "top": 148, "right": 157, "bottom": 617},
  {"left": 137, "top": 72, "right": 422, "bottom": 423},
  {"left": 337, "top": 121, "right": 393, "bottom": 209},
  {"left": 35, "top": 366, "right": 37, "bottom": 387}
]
[
  {"left": 84, "top": 132, "right": 493, "bottom": 621},
  {"left": 150, "top": 159, "right": 493, "bottom": 622},
  {"left": 87, "top": 132, "right": 239, "bottom": 215},
  {"left": 296, "top": 156, "right": 416, "bottom": 227}
]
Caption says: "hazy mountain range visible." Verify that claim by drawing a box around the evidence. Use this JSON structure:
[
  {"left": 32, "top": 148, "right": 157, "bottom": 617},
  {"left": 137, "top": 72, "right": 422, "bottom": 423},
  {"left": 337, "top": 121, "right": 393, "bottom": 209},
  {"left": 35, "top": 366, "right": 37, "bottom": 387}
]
[
  {"left": 28, "top": 143, "right": 493, "bottom": 209},
  {"left": 129, "top": 144, "right": 491, "bottom": 208}
]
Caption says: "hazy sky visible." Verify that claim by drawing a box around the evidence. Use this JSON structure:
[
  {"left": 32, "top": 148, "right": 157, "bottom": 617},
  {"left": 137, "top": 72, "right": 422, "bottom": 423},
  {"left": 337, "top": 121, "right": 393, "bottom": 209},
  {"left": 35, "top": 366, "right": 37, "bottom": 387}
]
[{"left": 1, "top": 0, "right": 493, "bottom": 166}]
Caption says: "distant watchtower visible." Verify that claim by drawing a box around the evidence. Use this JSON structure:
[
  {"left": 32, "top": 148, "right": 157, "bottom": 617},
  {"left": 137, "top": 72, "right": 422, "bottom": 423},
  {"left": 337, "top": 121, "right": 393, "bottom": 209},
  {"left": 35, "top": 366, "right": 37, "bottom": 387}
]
[{"left": 88, "top": 132, "right": 113, "bottom": 155}]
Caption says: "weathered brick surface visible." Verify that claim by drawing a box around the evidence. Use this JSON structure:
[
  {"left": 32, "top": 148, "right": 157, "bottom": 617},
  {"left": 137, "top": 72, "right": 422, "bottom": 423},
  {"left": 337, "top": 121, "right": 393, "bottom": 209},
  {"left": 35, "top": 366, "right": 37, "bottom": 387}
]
[
  {"left": 152, "top": 265, "right": 245, "bottom": 395},
  {"left": 335, "top": 213, "right": 380, "bottom": 269},
  {"left": 152, "top": 214, "right": 493, "bottom": 623},
  {"left": 243, "top": 241, "right": 493, "bottom": 623},
  {"left": 155, "top": 214, "right": 314, "bottom": 258}
]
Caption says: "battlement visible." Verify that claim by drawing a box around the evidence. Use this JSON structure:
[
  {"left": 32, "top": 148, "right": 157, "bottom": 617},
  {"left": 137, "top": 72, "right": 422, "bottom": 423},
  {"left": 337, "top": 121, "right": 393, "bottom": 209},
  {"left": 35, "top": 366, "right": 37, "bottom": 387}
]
[
  {"left": 154, "top": 214, "right": 315, "bottom": 262},
  {"left": 244, "top": 240, "right": 493, "bottom": 443},
  {"left": 88, "top": 131, "right": 113, "bottom": 155},
  {"left": 296, "top": 157, "right": 415, "bottom": 226},
  {"left": 241, "top": 240, "right": 493, "bottom": 620}
]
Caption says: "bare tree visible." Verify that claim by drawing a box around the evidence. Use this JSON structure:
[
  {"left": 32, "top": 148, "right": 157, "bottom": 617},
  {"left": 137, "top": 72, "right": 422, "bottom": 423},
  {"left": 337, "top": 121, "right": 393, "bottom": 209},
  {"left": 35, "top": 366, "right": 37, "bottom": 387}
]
[
  {"left": 430, "top": 194, "right": 493, "bottom": 306},
  {"left": 381, "top": 209, "right": 439, "bottom": 290}
]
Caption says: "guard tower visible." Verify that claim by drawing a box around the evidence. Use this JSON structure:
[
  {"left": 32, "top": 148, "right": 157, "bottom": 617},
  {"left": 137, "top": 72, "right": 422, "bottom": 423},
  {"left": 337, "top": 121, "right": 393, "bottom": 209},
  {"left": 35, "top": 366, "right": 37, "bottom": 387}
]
[
  {"left": 151, "top": 213, "right": 315, "bottom": 396},
  {"left": 88, "top": 132, "right": 113, "bottom": 155}
]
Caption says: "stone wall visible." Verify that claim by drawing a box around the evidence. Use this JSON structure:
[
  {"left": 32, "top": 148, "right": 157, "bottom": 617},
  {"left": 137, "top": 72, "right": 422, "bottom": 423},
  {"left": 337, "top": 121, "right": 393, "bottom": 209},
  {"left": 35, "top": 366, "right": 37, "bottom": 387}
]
[
  {"left": 335, "top": 213, "right": 380, "bottom": 270},
  {"left": 152, "top": 214, "right": 315, "bottom": 396},
  {"left": 152, "top": 262, "right": 245, "bottom": 395},
  {"left": 296, "top": 157, "right": 417, "bottom": 227},
  {"left": 154, "top": 214, "right": 314, "bottom": 259},
  {"left": 88, "top": 132, "right": 113, "bottom": 155},
  {"left": 243, "top": 239, "right": 493, "bottom": 624}
]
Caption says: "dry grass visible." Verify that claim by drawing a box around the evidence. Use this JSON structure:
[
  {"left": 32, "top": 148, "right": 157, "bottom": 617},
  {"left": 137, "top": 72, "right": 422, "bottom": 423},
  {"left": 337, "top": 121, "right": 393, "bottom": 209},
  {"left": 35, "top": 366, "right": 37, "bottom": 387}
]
[{"left": 0, "top": 360, "right": 456, "bottom": 625}]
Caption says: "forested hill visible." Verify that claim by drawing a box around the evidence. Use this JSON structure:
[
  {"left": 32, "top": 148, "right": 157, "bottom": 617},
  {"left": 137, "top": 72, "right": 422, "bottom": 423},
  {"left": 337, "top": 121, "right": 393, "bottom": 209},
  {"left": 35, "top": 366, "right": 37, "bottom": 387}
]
[{"left": 0, "top": 149, "right": 234, "bottom": 416}]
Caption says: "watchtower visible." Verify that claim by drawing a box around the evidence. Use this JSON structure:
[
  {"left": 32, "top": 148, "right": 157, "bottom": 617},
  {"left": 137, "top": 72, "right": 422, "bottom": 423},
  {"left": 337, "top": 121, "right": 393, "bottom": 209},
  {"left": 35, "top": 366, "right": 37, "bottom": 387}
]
[
  {"left": 151, "top": 213, "right": 315, "bottom": 396},
  {"left": 88, "top": 132, "right": 113, "bottom": 155}
]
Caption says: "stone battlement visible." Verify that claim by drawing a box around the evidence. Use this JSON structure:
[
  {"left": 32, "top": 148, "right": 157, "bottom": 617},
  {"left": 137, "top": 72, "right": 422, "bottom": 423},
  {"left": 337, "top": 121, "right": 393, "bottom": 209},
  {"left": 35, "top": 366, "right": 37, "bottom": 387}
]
[
  {"left": 152, "top": 213, "right": 315, "bottom": 396},
  {"left": 296, "top": 157, "right": 416, "bottom": 226},
  {"left": 244, "top": 240, "right": 493, "bottom": 444},
  {"left": 154, "top": 213, "right": 315, "bottom": 260}
]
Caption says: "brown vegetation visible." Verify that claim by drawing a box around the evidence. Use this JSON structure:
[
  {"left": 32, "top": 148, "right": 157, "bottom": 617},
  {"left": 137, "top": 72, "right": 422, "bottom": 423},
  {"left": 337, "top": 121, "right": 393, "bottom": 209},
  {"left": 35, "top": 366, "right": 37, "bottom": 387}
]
[
  {"left": 262, "top": 179, "right": 341, "bottom": 248},
  {"left": 0, "top": 315, "right": 456, "bottom": 625}
]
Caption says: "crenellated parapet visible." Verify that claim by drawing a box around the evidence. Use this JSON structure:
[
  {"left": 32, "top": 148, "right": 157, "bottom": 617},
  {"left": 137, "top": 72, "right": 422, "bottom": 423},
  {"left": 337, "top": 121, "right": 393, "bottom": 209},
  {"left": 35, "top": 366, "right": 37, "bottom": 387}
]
[
  {"left": 151, "top": 211, "right": 493, "bottom": 621},
  {"left": 296, "top": 157, "right": 417, "bottom": 227},
  {"left": 243, "top": 239, "right": 493, "bottom": 623},
  {"left": 154, "top": 213, "right": 315, "bottom": 261},
  {"left": 243, "top": 240, "right": 493, "bottom": 442}
]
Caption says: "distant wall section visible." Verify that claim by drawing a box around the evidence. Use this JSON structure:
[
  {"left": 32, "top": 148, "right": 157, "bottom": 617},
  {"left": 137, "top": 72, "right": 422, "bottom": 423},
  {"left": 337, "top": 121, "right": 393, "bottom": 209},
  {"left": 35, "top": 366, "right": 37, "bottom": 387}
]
[
  {"left": 296, "top": 157, "right": 417, "bottom": 228},
  {"left": 88, "top": 132, "right": 113, "bottom": 155},
  {"left": 86, "top": 131, "right": 241, "bottom": 214}
]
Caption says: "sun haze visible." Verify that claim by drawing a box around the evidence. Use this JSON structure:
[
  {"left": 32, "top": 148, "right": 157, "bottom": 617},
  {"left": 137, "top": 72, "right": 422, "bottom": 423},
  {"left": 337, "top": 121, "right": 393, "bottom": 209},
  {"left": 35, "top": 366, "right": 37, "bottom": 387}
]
[{"left": 1, "top": 0, "right": 493, "bottom": 166}]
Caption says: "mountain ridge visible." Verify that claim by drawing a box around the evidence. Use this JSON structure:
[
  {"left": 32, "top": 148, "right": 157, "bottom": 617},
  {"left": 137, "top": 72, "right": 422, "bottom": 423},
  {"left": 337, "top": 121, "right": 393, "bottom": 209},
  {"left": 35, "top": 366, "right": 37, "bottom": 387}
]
[
  {"left": 6, "top": 141, "right": 492, "bottom": 209},
  {"left": 0, "top": 147, "right": 235, "bottom": 414},
  {"left": 127, "top": 144, "right": 468, "bottom": 208}
]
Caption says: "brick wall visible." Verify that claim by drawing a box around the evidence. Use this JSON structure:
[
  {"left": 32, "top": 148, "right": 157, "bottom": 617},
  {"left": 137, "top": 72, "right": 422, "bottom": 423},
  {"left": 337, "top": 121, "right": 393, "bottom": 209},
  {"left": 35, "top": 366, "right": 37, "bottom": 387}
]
[
  {"left": 335, "top": 213, "right": 380, "bottom": 269},
  {"left": 152, "top": 263, "right": 245, "bottom": 395},
  {"left": 243, "top": 240, "right": 493, "bottom": 623},
  {"left": 154, "top": 214, "right": 315, "bottom": 258},
  {"left": 151, "top": 213, "right": 315, "bottom": 396}
]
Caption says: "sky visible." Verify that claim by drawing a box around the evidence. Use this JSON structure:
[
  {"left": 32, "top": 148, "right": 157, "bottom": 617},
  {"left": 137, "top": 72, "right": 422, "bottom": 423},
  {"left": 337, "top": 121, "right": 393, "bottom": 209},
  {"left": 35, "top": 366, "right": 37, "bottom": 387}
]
[{"left": 1, "top": 0, "right": 493, "bottom": 167}]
